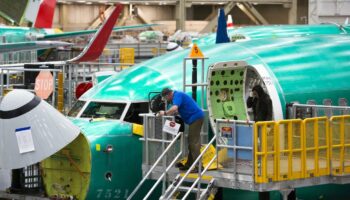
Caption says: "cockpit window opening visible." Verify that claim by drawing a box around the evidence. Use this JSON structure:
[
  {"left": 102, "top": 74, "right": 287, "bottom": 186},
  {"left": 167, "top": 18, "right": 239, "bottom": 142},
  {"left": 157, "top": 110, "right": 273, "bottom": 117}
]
[
  {"left": 68, "top": 100, "right": 86, "bottom": 117},
  {"left": 124, "top": 102, "right": 149, "bottom": 124},
  {"left": 80, "top": 102, "right": 126, "bottom": 120}
]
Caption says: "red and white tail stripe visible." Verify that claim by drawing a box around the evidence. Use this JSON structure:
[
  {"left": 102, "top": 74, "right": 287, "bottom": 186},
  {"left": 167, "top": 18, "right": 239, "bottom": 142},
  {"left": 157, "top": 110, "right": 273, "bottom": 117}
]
[
  {"left": 68, "top": 4, "right": 123, "bottom": 63},
  {"left": 227, "top": 14, "right": 234, "bottom": 30},
  {"left": 24, "top": 0, "right": 56, "bottom": 28}
]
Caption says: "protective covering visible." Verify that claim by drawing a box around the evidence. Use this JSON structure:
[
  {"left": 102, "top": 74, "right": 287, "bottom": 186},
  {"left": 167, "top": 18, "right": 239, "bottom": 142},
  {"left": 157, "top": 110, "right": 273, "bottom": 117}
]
[
  {"left": 166, "top": 42, "right": 183, "bottom": 52},
  {"left": 138, "top": 31, "right": 164, "bottom": 42},
  {"left": 0, "top": 89, "right": 80, "bottom": 169}
]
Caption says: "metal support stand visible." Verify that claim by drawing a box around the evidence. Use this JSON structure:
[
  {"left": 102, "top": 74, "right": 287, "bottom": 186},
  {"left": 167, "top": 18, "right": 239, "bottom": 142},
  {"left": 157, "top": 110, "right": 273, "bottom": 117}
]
[{"left": 280, "top": 189, "right": 294, "bottom": 200}]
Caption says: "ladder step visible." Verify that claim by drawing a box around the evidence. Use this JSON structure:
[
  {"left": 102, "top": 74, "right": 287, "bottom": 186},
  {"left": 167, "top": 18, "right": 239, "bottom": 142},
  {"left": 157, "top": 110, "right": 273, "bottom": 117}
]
[
  {"left": 178, "top": 186, "right": 205, "bottom": 192},
  {"left": 184, "top": 83, "right": 208, "bottom": 87},
  {"left": 199, "top": 179, "right": 216, "bottom": 200}
]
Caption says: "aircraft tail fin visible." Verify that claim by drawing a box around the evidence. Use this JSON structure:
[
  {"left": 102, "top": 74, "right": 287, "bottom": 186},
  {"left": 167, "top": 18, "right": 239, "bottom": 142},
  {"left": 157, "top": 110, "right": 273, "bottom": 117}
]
[
  {"left": 227, "top": 14, "right": 234, "bottom": 30},
  {"left": 68, "top": 4, "right": 123, "bottom": 63},
  {"left": 23, "top": 0, "right": 57, "bottom": 28},
  {"left": 215, "top": 8, "right": 230, "bottom": 44},
  {"left": 34, "top": 0, "right": 57, "bottom": 28}
]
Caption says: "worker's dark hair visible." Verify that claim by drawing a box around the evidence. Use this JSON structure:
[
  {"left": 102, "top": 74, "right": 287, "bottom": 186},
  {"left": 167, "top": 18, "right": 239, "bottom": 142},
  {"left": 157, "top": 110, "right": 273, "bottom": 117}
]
[
  {"left": 252, "top": 85, "right": 265, "bottom": 98},
  {"left": 161, "top": 88, "right": 172, "bottom": 97}
]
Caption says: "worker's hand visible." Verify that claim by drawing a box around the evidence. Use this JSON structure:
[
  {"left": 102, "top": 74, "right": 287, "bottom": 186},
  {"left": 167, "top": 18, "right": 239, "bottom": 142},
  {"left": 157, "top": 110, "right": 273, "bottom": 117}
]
[
  {"left": 157, "top": 110, "right": 165, "bottom": 116},
  {"left": 249, "top": 90, "right": 254, "bottom": 97}
]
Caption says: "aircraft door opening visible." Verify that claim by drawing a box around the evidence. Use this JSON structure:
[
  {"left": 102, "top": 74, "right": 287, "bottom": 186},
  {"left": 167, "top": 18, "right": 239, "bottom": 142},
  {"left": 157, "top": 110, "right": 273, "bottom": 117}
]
[{"left": 207, "top": 61, "right": 274, "bottom": 131}]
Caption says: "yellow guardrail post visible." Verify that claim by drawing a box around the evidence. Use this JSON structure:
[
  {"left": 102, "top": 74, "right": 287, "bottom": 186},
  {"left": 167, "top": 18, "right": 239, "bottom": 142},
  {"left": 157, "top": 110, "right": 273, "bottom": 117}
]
[
  {"left": 254, "top": 122, "right": 259, "bottom": 183},
  {"left": 57, "top": 72, "right": 64, "bottom": 113},
  {"left": 303, "top": 117, "right": 329, "bottom": 178},
  {"left": 330, "top": 115, "right": 350, "bottom": 175},
  {"left": 301, "top": 120, "right": 306, "bottom": 178},
  {"left": 254, "top": 121, "right": 277, "bottom": 183},
  {"left": 252, "top": 115, "right": 350, "bottom": 185},
  {"left": 274, "top": 121, "right": 279, "bottom": 182},
  {"left": 276, "top": 119, "right": 303, "bottom": 181}
]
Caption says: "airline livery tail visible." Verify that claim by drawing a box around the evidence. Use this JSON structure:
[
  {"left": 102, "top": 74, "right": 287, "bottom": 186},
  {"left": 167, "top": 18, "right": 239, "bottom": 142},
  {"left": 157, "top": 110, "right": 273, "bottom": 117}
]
[
  {"left": 24, "top": 0, "right": 57, "bottom": 28},
  {"left": 68, "top": 4, "right": 123, "bottom": 63},
  {"left": 215, "top": 8, "right": 230, "bottom": 44}
]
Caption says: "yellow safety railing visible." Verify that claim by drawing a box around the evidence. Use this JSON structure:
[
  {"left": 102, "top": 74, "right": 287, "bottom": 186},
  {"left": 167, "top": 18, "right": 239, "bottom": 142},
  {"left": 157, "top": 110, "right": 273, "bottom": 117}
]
[
  {"left": 57, "top": 72, "right": 64, "bottom": 113},
  {"left": 254, "top": 121, "right": 277, "bottom": 183},
  {"left": 303, "top": 117, "right": 330, "bottom": 178},
  {"left": 330, "top": 115, "right": 350, "bottom": 175},
  {"left": 276, "top": 119, "right": 304, "bottom": 181},
  {"left": 254, "top": 117, "right": 330, "bottom": 183}
]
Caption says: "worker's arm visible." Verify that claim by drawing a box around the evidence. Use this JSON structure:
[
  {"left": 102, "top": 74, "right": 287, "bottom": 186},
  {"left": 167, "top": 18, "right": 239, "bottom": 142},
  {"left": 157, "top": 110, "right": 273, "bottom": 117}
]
[
  {"left": 158, "top": 105, "right": 178, "bottom": 116},
  {"left": 247, "top": 97, "right": 255, "bottom": 108},
  {"left": 266, "top": 98, "right": 273, "bottom": 120}
]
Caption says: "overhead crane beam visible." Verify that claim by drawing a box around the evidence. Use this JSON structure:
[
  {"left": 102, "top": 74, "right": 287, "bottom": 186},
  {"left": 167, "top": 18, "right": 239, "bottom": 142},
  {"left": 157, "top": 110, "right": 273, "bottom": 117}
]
[
  {"left": 241, "top": 2, "right": 269, "bottom": 25},
  {"left": 236, "top": 2, "right": 261, "bottom": 25},
  {"left": 136, "top": 7, "right": 158, "bottom": 31},
  {"left": 87, "top": 5, "right": 115, "bottom": 30},
  {"left": 200, "top": 1, "right": 236, "bottom": 33}
]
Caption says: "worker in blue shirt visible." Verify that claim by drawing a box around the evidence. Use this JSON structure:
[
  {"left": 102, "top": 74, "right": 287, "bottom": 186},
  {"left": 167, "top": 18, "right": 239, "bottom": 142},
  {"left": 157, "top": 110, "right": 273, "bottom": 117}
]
[{"left": 158, "top": 88, "right": 204, "bottom": 171}]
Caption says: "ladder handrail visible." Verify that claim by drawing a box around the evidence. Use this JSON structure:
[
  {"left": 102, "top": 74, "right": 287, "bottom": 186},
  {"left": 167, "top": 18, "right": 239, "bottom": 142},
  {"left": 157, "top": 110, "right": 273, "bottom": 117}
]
[
  {"left": 181, "top": 153, "right": 217, "bottom": 200},
  {"left": 198, "top": 179, "right": 216, "bottom": 200},
  {"left": 127, "top": 131, "right": 183, "bottom": 200},
  {"left": 291, "top": 103, "right": 350, "bottom": 119},
  {"left": 292, "top": 103, "right": 350, "bottom": 109},
  {"left": 143, "top": 149, "right": 183, "bottom": 200},
  {"left": 165, "top": 135, "right": 217, "bottom": 199}
]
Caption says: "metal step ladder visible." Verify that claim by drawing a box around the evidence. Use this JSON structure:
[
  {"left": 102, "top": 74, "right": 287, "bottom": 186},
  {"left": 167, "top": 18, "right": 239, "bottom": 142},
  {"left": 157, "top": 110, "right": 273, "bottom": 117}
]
[
  {"left": 161, "top": 175, "right": 216, "bottom": 200},
  {"left": 159, "top": 136, "right": 218, "bottom": 200},
  {"left": 127, "top": 115, "right": 185, "bottom": 200},
  {"left": 158, "top": 56, "right": 219, "bottom": 199}
]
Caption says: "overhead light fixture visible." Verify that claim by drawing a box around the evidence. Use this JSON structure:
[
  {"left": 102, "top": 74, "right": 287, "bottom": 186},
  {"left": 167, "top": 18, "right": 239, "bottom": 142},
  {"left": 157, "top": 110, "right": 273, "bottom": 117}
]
[
  {"left": 86, "top": 2, "right": 92, "bottom": 4},
  {"left": 77, "top": 0, "right": 86, "bottom": 3}
]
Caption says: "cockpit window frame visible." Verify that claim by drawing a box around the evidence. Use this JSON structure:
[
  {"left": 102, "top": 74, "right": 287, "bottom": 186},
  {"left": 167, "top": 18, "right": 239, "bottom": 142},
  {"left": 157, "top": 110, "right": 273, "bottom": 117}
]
[
  {"left": 75, "top": 100, "right": 149, "bottom": 121},
  {"left": 68, "top": 100, "right": 87, "bottom": 118}
]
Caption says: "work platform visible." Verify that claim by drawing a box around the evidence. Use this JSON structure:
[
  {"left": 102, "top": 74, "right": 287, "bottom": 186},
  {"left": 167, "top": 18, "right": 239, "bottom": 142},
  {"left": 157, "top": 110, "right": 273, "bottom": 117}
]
[{"left": 130, "top": 112, "right": 350, "bottom": 199}]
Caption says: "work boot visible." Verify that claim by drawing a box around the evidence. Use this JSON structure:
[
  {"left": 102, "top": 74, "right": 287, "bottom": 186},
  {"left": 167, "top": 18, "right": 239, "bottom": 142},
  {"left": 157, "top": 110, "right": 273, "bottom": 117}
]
[
  {"left": 175, "top": 162, "right": 184, "bottom": 168},
  {"left": 179, "top": 165, "right": 189, "bottom": 171}
]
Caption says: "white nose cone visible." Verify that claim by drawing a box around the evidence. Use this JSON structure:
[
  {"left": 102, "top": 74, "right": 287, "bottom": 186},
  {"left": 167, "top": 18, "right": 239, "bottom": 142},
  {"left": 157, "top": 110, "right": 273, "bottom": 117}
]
[{"left": 0, "top": 90, "right": 80, "bottom": 169}]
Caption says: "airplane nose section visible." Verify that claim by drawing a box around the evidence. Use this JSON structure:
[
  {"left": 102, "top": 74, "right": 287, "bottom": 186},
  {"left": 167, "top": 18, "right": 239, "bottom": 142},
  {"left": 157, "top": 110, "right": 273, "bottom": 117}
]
[{"left": 0, "top": 89, "right": 80, "bottom": 169}]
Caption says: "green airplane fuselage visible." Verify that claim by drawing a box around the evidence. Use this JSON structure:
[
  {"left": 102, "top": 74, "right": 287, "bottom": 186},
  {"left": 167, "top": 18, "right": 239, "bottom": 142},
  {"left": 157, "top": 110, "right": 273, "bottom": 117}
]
[
  {"left": 195, "top": 24, "right": 350, "bottom": 45},
  {"left": 41, "top": 25, "right": 350, "bottom": 200},
  {"left": 0, "top": 23, "right": 157, "bottom": 43},
  {"left": 0, "top": 26, "right": 50, "bottom": 43}
]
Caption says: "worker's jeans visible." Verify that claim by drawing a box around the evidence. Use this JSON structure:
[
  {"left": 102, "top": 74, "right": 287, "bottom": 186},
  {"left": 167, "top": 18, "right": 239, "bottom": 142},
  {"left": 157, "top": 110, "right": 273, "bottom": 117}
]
[{"left": 185, "top": 118, "right": 204, "bottom": 167}]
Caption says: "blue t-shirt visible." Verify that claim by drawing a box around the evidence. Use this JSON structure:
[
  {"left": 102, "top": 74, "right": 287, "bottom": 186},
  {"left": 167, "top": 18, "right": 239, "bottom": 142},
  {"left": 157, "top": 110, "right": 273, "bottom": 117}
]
[{"left": 172, "top": 91, "right": 204, "bottom": 124}]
